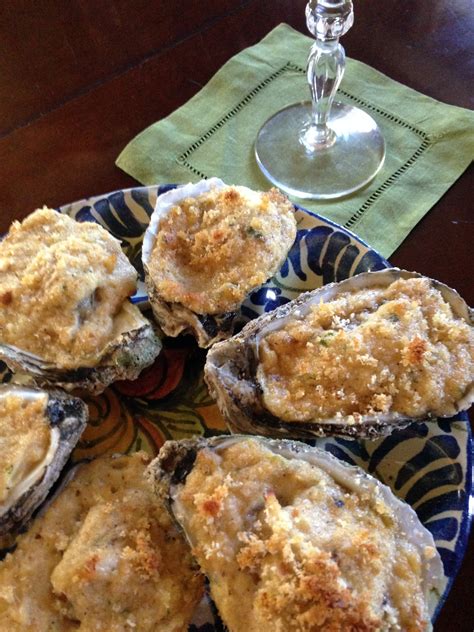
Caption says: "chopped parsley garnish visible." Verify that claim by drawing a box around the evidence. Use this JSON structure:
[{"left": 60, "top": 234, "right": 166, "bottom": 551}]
[{"left": 319, "top": 331, "right": 336, "bottom": 346}]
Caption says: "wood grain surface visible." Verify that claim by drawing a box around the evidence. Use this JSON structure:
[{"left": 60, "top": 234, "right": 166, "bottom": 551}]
[{"left": 0, "top": 1, "right": 472, "bottom": 630}]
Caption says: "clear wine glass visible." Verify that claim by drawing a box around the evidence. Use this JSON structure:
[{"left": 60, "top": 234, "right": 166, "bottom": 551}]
[{"left": 255, "top": 0, "right": 385, "bottom": 199}]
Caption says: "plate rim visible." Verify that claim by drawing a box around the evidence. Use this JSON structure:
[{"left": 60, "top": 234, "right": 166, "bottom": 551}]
[{"left": 60, "top": 182, "right": 392, "bottom": 267}]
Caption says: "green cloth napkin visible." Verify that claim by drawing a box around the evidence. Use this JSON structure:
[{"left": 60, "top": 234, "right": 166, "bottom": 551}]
[{"left": 116, "top": 24, "right": 474, "bottom": 258}]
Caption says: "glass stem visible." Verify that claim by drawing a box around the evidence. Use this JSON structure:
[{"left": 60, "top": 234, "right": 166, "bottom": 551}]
[{"left": 300, "top": 39, "right": 345, "bottom": 152}]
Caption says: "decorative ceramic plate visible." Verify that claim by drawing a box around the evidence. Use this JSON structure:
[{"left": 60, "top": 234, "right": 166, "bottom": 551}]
[{"left": 1, "top": 185, "right": 471, "bottom": 627}]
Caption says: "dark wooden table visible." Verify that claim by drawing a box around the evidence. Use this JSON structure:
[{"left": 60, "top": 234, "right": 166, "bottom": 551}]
[{"left": 0, "top": 1, "right": 472, "bottom": 629}]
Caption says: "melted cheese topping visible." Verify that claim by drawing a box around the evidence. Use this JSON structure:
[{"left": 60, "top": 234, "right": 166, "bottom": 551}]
[
  {"left": 258, "top": 278, "right": 473, "bottom": 422},
  {"left": 0, "top": 208, "right": 137, "bottom": 368},
  {"left": 0, "top": 394, "right": 50, "bottom": 505},
  {"left": 0, "top": 453, "right": 203, "bottom": 632},
  {"left": 147, "top": 185, "right": 296, "bottom": 314},
  {"left": 175, "top": 439, "right": 432, "bottom": 632}
]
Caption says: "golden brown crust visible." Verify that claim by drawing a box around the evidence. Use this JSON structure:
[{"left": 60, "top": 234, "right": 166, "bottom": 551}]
[
  {"left": 258, "top": 277, "right": 474, "bottom": 421},
  {"left": 0, "top": 208, "right": 137, "bottom": 368},
  {"left": 0, "top": 453, "right": 204, "bottom": 631},
  {"left": 147, "top": 185, "right": 296, "bottom": 314},
  {"left": 173, "top": 439, "right": 430, "bottom": 632}
]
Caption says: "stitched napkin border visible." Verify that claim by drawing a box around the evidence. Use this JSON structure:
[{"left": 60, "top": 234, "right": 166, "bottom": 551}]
[{"left": 116, "top": 24, "right": 474, "bottom": 258}]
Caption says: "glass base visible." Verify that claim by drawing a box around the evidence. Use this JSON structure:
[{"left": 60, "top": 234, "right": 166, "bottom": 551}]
[{"left": 255, "top": 102, "right": 385, "bottom": 200}]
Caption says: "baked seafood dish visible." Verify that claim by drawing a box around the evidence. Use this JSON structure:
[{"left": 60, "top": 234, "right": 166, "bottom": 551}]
[
  {"left": 142, "top": 178, "right": 297, "bottom": 347},
  {"left": 150, "top": 436, "right": 443, "bottom": 632},
  {"left": 0, "top": 384, "right": 87, "bottom": 536},
  {"left": 0, "top": 452, "right": 204, "bottom": 631},
  {"left": 205, "top": 268, "right": 474, "bottom": 439},
  {"left": 0, "top": 207, "right": 162, "bottom": 393}
]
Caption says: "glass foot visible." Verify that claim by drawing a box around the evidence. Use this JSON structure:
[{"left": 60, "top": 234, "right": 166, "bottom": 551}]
[{"left": 255, "top": 102, "right": 385, "bottom": 200}]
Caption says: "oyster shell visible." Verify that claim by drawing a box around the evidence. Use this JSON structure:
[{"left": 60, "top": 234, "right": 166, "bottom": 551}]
[
  {"left": 0, "top": 208, "right": 162, "bottom": 393},
  {"left": 205, "top": 269, "right": 474, "bottom": 439},
  {"left": 142, "top": 178, "right": 297, "bottom": 347},
  {"left": 0, "top": 301, "right": 162, "bottom": 393},
  {"left": 150, "top": 435, "right": 444, "bottom": 631},
  {"left": 0, "top": 384, "right": 87, "bottom": 535}
]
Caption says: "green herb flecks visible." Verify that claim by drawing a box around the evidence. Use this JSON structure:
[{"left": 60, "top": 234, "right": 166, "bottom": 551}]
[{"left": 319, "top": 331, "right": 336, "bottom": 347}]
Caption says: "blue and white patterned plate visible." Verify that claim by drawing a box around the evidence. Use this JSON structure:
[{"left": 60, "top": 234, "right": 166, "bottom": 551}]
[{"left": 55, "top": 185, "right": 472, "bottom": 625}]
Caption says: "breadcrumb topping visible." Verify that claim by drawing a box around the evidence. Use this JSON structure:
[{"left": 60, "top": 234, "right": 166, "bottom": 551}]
[
  {"left": 0, "top": 208, "right": 137, "bottom": 368},
  {"left": 0, "top": 453, "right": 203, "bottom": 631},
  {"left": 258, "top": 278, "right": 473, "bottom": 421},
  {"left": 0, "top": 393, "right": 50, "bottom": 504},
  {"left": 147, "top": 185, "right": 296, "bottom": 314},
  {"left": 174, "top": 439, "right": 430, "bottom": 632}
]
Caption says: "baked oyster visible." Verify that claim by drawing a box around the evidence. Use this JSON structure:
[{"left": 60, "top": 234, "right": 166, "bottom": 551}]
[
  {"left": 0, "top": 208, "right": 162, "bottom": 393},
  {"left": 205, "top": 268, "right": 474, "bottom": 439},
  {"left": 0, "top": 384, "right": 87, "bottom": 536},
  {"left": 142, "top": 178, "right": 297, "bottom": 347},
  {"left": 150, "top": 435, "right": 444, "bottom": 632},
  {"left": 0, "top": 452, "right": 204, "bottom": 631}
]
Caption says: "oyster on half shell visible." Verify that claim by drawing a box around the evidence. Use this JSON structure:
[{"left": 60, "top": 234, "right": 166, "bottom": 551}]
[
  {"left": 205, "top": 269, "right": 474, "bottom": 439},
  {"left": 0, "top": 208, "right": 162, "bottom": 393},
  {"left": 0, "top": 300, "right": 162, "bottom": 394},
  {"left": 149, "top": 435, "right": 444, "bottom": 632},
  {"left": 0, "top": 452, "right": 204, "bottom": 631},
  {"left": 0, "top": 384, "right": 87, "bottom": 535},
  {"left": 142, "top": 178, "right": 297, "bottom": 347}
]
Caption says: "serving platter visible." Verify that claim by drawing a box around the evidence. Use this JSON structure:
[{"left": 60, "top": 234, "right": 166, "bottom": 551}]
[{"left": 1, "top": 184, "right": 471, "bottom": 628}]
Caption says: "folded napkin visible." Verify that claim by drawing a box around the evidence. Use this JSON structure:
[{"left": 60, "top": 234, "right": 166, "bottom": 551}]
[{"left": 116, "top": 24, "right": 474, "bottom": 258}]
